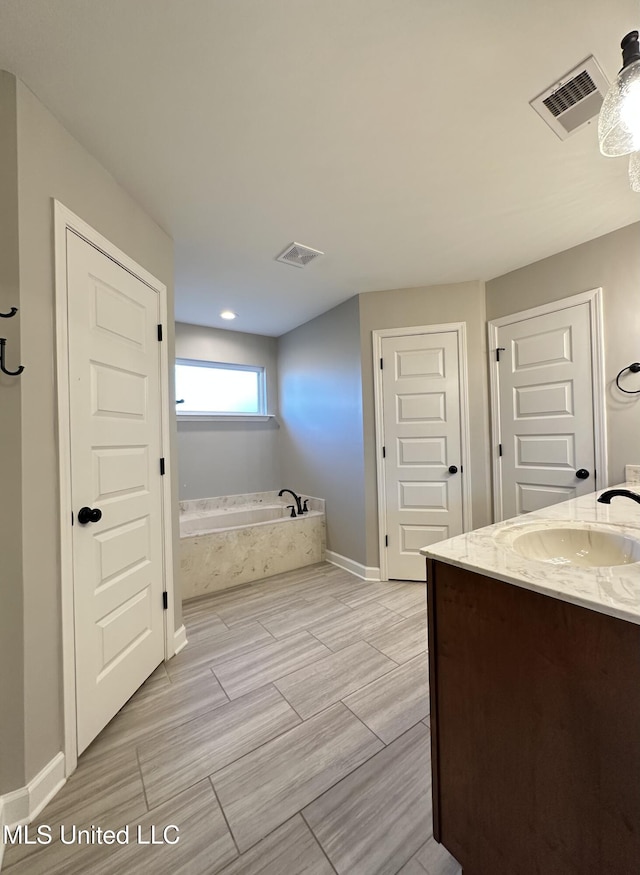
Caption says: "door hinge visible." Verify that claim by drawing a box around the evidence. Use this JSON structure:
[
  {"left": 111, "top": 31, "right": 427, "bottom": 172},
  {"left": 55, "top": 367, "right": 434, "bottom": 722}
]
[
  {"left": 162, "top": 592, "right": 168, "bottom": 610},
  {"left": 498, "top": 443, "right": 503, "bottom": 456},
  {"left": 157, "top": 324, "right": 163, "bottom": 342},
  {"left": 382, "top": 446, "right": 386, "bottom": 458},
  {"left": 496, "top": 346, "right": 505, "bottom": 362},
  {"left": 71, "top": 511, "right": 74, "bottom": 526},
  {"left": 460, "top": 464, "right": 463, "bottom": 473},
  {"left": 385, "top": 535, "right": 389, "bottom": 547},
  {"left": 160, "top": 457, "right": 165, "bottom": 475},
  {"left": 380, "top": 357, "right": 383, "bottom": 369}
]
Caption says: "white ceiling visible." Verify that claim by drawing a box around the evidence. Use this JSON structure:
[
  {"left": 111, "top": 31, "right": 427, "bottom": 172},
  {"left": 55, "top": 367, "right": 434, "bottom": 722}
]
[{"left": 0, "top": 0, "right": 638, "bottom": 336}]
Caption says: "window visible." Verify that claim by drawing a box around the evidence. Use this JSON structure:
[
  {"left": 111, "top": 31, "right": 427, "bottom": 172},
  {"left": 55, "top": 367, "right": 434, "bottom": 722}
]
[{"left": 175, "top": 359, "right": 266, "bottom": 415}]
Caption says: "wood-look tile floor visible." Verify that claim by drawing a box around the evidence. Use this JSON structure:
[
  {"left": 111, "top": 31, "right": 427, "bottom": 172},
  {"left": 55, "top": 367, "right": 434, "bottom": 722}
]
[{"left": 3, "top": 562, "right": 462, "bottom": 875}]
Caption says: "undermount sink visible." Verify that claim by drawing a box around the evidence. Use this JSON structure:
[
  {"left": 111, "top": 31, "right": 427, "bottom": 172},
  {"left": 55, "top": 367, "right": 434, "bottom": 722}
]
[{"left": 506, "top": 523, "right": 640, "bottom": 568}]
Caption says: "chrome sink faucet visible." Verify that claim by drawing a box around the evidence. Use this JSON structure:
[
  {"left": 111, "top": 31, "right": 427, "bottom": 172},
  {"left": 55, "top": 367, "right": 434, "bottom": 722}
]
[
  {"left": 597, "top": 489, "right": 640, "bottom": 506},
  {"left": 278, "top": 488, "right": 304, "bottom": 515}
]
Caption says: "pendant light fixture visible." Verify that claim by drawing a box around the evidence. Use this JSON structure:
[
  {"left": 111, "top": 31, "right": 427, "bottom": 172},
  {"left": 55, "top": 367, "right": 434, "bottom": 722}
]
[{"left": 598, "top": 30, "right": 640, "bottom": 156}]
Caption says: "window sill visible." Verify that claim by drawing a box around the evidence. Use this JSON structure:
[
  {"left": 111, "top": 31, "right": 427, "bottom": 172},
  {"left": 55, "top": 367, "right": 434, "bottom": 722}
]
[{"left": 176, "top": 413, "right": 277, "bottom": 422}]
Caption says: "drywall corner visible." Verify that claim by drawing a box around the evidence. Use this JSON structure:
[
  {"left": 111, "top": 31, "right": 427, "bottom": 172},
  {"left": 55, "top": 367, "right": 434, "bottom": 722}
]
[{"left": 0, "top": 69, "right": 26, "bottom": 797}]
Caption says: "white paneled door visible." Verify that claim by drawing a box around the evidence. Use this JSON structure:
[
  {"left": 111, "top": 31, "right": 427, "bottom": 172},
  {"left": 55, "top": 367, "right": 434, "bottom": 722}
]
[
  {"left": 379, "top": 330, "right": 465, "bottom": 580},
  {"left": 493, "top": 299, "right": 598, "bottom": 520},
  {"left": 67, "top": 231, "right": 165, "bottom": 754}
]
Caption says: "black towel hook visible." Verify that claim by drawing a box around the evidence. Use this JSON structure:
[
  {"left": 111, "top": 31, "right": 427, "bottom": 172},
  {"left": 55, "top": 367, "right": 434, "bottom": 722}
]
[
  {"left": 615, "top": 361, "right": 640, "bottom": 394},
  {"left": 0, "top": 338, "right": 24, "bottom": 376},
  {"left": 0, "top": 307, "right": 18, "bottom": 319}
]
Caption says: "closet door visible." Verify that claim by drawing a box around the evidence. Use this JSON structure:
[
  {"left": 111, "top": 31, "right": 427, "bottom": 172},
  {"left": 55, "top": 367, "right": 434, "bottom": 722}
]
[
  {"left": 378, "top": 328, "right": 465, "bottom": 581},
  {"left": 491, "top": 297, "right": 598, "bottom": 520},
  {"left": 67, "top": 230, "right": 165, "bottom": 754}
]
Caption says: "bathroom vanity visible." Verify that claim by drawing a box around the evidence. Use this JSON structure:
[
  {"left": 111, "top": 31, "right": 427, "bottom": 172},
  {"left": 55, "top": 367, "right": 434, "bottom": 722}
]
[{"left": 422, "top": 484, "right": 640, "bottom": 875}]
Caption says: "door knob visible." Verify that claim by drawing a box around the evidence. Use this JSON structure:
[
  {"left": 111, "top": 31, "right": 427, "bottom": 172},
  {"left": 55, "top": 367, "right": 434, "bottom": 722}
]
[
  {"left": 448, "top": 465, "right": 458, "bottom": 474},
  {"left": 77, "top": 506, "right": 102, "bottom": 524},
  {"left": 575, "top": 469, "right": 590, "bottom": 480}
]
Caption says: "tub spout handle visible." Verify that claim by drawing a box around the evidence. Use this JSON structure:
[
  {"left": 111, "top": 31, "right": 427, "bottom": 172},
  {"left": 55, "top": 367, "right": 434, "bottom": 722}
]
[
  {"left": 302, "top": 499, "right": 309, "bottom": 513},
  {"left": 287, "top": 505, "right": 297, "bottom": 518}
]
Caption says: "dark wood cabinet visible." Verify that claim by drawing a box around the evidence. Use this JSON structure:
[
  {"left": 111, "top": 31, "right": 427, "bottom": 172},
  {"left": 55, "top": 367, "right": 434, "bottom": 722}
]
[{"left": 426, "top": 558, "right": 640, "bottom": 875}]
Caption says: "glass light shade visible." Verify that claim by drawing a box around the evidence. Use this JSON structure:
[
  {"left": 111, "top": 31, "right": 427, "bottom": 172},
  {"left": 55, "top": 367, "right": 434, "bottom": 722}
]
[
  {"left": 599, "top": 58, "right": 640, "bottom": 156},
  {"left": 629, "top": 151, "right": 640, "bottom": 192}
]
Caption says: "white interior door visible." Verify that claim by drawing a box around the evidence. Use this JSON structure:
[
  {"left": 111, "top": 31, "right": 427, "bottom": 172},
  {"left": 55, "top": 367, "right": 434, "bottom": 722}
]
[
  {"left": 494, "top": 300, "right": 597, "bottom": 520},
  {"left": 67, "top": 231, "right": 165, "bottom": 754},
  {"left": 380, "top": 330, "right": 464, "bottom": 580}
]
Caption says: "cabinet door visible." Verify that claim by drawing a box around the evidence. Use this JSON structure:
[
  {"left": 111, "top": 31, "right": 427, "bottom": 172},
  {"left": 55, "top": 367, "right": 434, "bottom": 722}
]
[{"left": 427, "top": 559, "right": 640, "bottom": 874}]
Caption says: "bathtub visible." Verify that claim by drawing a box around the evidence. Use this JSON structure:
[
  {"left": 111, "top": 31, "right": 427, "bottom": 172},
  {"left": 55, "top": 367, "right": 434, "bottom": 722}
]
[
  {"left": 181, "top": 504, "right": 293, "bottom": 536},
  {"left": 179, "top": 491, "right": 326, "bottom": 599}
]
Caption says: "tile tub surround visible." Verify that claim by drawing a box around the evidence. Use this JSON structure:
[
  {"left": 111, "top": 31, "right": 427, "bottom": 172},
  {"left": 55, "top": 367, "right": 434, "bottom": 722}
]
[
  {"left": 625, "top": 464, "right": 640, "bottom": 484},
  {"left": 421, "top": 482, "right": 640, "bottom": 625},
  {"left": 180, "top": 493, "right": 326, "bottom": 598}
]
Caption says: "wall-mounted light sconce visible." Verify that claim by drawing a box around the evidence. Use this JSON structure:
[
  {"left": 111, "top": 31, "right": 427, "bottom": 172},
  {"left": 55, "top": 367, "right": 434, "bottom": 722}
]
[{"left": 598, "top": 30, "right": 640, "bottom": 190}]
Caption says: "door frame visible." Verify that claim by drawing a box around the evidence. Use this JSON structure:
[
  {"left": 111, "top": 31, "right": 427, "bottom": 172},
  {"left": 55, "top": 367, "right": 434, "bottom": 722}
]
[
  {"left": 488, "top": 288, "right": 608, "bottom": 522},
  {"left": 372, "top": 323, "right": 472, "bottom": 581},
  {"left": 54, "top": 201, "right": 177, "bottom": 776}
]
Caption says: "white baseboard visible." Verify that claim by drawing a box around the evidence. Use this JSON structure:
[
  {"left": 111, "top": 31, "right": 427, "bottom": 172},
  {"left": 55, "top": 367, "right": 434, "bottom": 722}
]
[
  {"left": 27, "top": 753, "right": 65, "bottom": 824},
  {"left": 326, "top": 550, "right": 381, "bottom": 582},
  {"left": 173, "top": 624, "right": 188, "bottom": 656},
  {"left": 0, "top": 752, "right": 66, "bottom": 869},
  {"left": 0, "top": 798, "right": 5, "bottom": 871}
]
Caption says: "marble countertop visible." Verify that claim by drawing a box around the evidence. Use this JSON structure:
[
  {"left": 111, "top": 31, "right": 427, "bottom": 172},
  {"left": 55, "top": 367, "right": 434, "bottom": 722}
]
[{"left": 421, "top": 479, "right": 640, "bottom": 625}]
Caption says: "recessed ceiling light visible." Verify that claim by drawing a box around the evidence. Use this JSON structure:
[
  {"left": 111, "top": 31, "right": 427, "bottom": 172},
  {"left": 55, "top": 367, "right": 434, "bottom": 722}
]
[{"left": 220, "top": 310, "right": 237, "bottom": 320}]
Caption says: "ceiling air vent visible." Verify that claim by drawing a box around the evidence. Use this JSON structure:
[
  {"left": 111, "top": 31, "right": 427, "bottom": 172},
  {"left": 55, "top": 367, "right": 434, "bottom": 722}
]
[
  {"left": 530, "top": 56, "right": 610, "bottom": 140},
  {"left": 275, "top": 242, "right": 324, "bottom": 268}
]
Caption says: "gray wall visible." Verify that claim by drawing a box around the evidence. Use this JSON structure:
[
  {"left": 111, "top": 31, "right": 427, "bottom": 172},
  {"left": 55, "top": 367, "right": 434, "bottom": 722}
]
[
  {"left": 0, "top": 71, "right": 25, "bottom": 795},
  {"left": 278, "top": 297, "right": 367, "bottom": 564},
  {"left": 175, "top": 322, "right": 281, "bottom": 498},
  {"left": 486, "top": 222, "right": 640, "bottom": 485},
  {"left": 359, "top": 281, "right": 492, "bottom": 570},
  {"left": 10, "top": 74, "right": 178, "bottom": 789}
]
